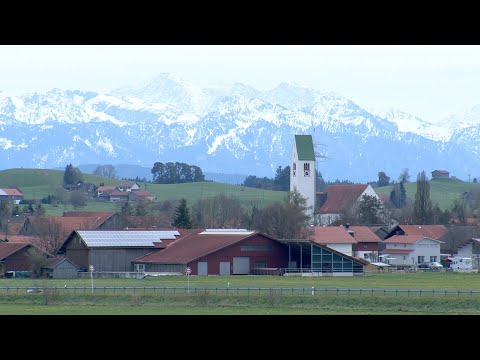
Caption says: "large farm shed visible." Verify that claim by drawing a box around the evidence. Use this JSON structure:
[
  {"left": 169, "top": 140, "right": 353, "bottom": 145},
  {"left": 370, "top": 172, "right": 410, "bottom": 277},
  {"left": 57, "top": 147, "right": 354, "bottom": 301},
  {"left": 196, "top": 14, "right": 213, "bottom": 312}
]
[
  {"left": 132, "top": 229, "right": 289, "bottom": 275},
  {"left": 0, "top": 242, "right": 50, "bottom": 277},
  {"left": 56, "top": 230, "right": 180, "bottom": 272},
  {"left": 41, "top": 257, "right": 80, "bottom": 279},
  {"left": 277, "top": 238, "right": 368, "bottom": 276}
]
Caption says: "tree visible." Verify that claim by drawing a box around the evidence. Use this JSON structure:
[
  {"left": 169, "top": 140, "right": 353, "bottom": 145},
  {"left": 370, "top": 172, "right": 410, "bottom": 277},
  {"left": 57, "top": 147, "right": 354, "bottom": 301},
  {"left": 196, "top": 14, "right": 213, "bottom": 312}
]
[
  {"left": 30, "top": 217, "right": 72, "bottom": 254},
  {"left": 274, "top": 165, "right": 290, "bottom": 191},
  {"left": 413, "top": 170, "right": 434, "bottom": 224},
  {"left": 316, "top": 170, "right": 326, "bottom": 192},
  {"left": 399, "top": 168, "right": 410, "bottom": 184},
  {"left": 120, "top": 201, "right": 134, "bottom": 216},
  {"left": 63, "top": 163, "right": 84, "bottom": 187},
  {"left": 27, "top": 247, "right": 49, "bottom": 278},
  {"left": 451, "top": 198, "right": 467, "bottom": 224},
  {"left": 240, "top": 202, "right": 260, "bottom": 230},
  {"left": 358, "top": 194, "right": 384, "bottom": 224},
  {"left": 252, "top": 189, "right": 310, "bottom": 239},
  {"left": 135, "top": 201, "right": 149, "bottom": 216},
  {"left": 171, "top": 198, "right": 192, "bottom": 228},
  {"left": 377, "top": 171, "right": 390, "bottom": 187},
  {"left": 191, "top": 194, "right": 242, "bottom": 228},
  {"left": 70, "top": 191, "right": 86, "bottom": 209},
  {"left": 93, "top": 164, "right": 117, "bottom": 179},
  {"left": 390, "top": 181, "right": 407, "bottom": 208}
]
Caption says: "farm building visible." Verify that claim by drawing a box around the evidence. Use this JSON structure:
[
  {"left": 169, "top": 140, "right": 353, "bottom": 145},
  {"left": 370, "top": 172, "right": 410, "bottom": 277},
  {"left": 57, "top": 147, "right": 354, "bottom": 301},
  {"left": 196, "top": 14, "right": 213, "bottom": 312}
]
[
  {"left": 132, "top": 229, "right": 289, "bottom": 275},
  {"left": 384, "top": 224, "right": 448, "bottom": 241},
  {"left": 0, "top": 242, "right": 51, "bottom": 277},
  {"left": 431, "top": 170, "right": 449, "bottom": 179},
  {"left": 276, "top": 238, "right": 368, "bottom": 276},
  {"left": 348, "top": 225, "right": 382, "bottom": 262},
  {"left": 56, "top": 230, "right": 180, "bottom": 272},
  {"left": 41, "top": 257, "right": 80, "bottom": 278}
]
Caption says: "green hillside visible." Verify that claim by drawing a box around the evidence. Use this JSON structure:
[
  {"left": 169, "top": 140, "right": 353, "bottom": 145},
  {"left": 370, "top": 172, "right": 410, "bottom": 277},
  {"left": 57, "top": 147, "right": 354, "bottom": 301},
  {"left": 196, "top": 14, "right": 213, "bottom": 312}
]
[
  {"left": 0, "top": 168, "right": 287, "bottom": 215},
  {"left": 375, "top": 177, "right": 480, "bottom": 211}
]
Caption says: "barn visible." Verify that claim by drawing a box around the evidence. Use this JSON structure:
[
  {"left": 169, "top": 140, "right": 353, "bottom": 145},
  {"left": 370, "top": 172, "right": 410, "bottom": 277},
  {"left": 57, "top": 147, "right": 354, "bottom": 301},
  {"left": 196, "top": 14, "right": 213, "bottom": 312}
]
[
  {"left": 56, "top": 230, "right": 180, "bottom": 272},
  {"left": 132, "top": 229, "right": 289, "bottom": 275},
  {"left": 41, "top": 257, "right": 81, "bottom": 278},
  {"left": 0, "top": 242, "right": 50, "bottom": 277}
]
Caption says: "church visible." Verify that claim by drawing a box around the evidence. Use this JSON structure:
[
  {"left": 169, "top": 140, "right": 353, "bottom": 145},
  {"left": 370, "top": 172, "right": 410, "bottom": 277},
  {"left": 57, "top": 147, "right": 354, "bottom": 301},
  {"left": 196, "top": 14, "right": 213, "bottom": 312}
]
[{"left": 289, "top": 134, "right": 316, "bottom": 223}]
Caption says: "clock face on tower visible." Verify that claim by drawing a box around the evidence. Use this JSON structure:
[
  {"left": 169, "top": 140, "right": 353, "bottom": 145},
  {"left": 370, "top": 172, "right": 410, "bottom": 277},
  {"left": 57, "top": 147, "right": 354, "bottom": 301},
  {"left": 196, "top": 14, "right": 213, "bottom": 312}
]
[{"left": 304, "top": 170, "right": 309, "bottom": 177}]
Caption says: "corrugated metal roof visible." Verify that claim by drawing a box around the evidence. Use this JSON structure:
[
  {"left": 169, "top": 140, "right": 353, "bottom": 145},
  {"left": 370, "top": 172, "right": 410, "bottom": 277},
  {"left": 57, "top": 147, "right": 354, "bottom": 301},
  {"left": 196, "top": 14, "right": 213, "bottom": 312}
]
[
  {"left": 77, "top": 230, "right": 179, "bottom": 247},
  {"left": 294, "top": 135, "right": 315, "bottom": 161},
  {"left": 200, "top": 229, "right": 253, "bottom": 235}
]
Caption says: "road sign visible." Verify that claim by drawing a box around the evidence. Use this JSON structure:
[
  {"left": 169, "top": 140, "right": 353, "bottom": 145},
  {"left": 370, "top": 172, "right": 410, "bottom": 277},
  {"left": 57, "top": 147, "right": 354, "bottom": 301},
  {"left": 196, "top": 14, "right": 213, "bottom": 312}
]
[
  {"left": 185, "top": 267, "right": 191, "bottom": 275},
  {"left": 89, "top": 265, "right": 94, "bottom": 272}
]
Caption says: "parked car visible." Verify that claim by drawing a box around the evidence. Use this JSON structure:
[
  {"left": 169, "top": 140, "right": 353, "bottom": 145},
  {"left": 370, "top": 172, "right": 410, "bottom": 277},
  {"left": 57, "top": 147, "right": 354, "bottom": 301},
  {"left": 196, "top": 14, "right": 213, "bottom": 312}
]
[
  {"left": 418, "top": 262, "right": 430, "bottom": 269},
  {"left": 428, "top": 262, "right": 443, "bottom": 270}
]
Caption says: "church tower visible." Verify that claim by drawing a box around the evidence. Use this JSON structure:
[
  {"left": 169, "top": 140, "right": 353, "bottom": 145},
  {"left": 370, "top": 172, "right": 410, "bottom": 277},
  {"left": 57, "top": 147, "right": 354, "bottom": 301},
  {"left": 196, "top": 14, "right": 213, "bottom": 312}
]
[{"left": 290, "top": 134, "right": 316, "bottom": 222}]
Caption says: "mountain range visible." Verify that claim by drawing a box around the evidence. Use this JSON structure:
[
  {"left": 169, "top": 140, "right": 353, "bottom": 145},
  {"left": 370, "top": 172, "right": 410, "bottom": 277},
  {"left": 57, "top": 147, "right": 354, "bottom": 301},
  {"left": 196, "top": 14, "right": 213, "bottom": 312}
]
[{"left": 1, "top": 72, "right": 479, "bottom": 183}]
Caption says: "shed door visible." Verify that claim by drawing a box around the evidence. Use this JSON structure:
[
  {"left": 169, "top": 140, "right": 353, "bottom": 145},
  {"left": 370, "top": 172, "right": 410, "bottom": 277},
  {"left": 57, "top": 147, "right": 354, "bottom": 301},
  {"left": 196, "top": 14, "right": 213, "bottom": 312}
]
[
  {"left": 198, "top": 262, "right": 208, "bottom": 276},
  {"left": 220, "top": 262, "right": 230, "bottom": 276},
  {"left": 233, "top": 257, "right": 250, "bottom": 275}
]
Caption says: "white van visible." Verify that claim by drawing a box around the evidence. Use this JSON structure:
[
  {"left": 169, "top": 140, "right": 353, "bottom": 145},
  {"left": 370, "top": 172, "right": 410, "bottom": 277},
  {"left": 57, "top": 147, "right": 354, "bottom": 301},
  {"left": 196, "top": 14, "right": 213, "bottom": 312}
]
[{"left": 449, "top": 257, "right": 472, "bottom": 272}]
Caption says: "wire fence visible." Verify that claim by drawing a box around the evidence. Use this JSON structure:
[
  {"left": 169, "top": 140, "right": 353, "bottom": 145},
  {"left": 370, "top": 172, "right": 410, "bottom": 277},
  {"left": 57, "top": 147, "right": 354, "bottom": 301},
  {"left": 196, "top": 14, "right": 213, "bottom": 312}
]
[{"left": 2, "top": 286, "right": 480, "bottom": 297}]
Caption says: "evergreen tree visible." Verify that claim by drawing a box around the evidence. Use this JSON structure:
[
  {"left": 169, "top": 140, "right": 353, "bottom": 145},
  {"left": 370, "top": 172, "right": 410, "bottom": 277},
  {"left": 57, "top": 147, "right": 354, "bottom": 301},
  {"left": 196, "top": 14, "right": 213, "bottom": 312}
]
[
  {"left": 358, "top": 194, "right": 384, "bottom": 224},
  {"left": 135, "top": 201, "right": 149, "bottom": 216},
  {"left": 172, "top": 198, "right": 192, "bottom": 228},
  {"left": 377, "top": 171, "right": 390, "bottom": 187},
  {"left": 63, "top": 163, "right": 84, "bottom": 187}
]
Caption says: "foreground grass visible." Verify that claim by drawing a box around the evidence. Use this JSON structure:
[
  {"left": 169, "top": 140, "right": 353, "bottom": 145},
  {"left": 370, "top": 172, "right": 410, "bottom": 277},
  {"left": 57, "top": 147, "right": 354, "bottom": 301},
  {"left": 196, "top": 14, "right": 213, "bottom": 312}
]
[{"left": 1, "top": 273, "right": 480, "bottom": 314}]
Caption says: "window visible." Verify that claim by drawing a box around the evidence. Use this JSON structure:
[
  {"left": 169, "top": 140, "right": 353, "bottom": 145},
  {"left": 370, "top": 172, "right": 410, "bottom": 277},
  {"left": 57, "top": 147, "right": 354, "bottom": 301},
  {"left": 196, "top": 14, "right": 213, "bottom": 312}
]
[
  {"left": 134, "top": 264, "right": 145, "bottom": 272},
  {"left": 304, "top": 163, "right": 310, "bottom": 171},
  {"left": 418, "top": 256, "right": 425, "bottom": 264},
  {"left": 430, "top": 256, "right": 437, "bottom": 262},
  {"left": 293, "top": 163, "right": 296, "bottom": 171},
  {"left": 293, "top": 170, "right": 296, "bottom": 177}
]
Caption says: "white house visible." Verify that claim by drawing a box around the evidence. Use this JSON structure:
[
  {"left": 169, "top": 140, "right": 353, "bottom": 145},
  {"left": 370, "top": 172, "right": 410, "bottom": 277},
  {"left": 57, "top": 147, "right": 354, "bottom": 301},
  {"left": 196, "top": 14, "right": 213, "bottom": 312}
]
[
  {"left": 290, "top": 134, "right": 316, "bottom": 223},
  {"left": 316, "top": 184, "right": 381, "bottom": 226},
  {"left": 380, "top": 235, "right": 443, "bottom": 266},
  {"left": 117, "top": 181, "right": 140, "bottom": 192}
]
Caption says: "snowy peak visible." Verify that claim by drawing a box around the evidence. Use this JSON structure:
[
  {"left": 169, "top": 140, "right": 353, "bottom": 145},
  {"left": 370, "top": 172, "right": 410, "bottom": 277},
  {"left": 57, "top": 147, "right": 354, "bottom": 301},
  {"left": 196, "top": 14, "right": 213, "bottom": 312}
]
[{"left": 378, "top": 108, "right": 452, "bottom": 142}]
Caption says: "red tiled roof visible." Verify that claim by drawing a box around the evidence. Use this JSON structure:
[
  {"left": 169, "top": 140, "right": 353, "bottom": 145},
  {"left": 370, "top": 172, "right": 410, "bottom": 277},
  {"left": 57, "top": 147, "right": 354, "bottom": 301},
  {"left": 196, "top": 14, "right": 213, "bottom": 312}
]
[
  {"left": 3, "top": 235, "right": 35, "bottom": 244},
  {"left": 383, "top": 235, "right": 443, "bottom": 244},
  {"left": 391, "top": 225, "right": 448, "bottom": 239},
  {"left": 2, "top": 188, "right": 23, "bottom": 196},
  {"left": 28, "top": 216, "right": 107, "bottom": 234},
  {"left": 318, "top": 184, "right": 369, "bottom": 213},
  {"left": 109, "top": 190, "right": 129, "bottom": 196},
  {"left": 379, "top": 249, "right": 413, "bottom": 254},
  {"left": 131, "top": 191, "right": 154, "bottom": 197},
  {"left": 0, "top": 243, "right": 29, "bottom": 260},
  {"left": 133, "top": 229, "right": 267, "bottom": 264},
  {"left": 348, "top": 226, "right": 382, "bottom": 243},
  {"left": 307, "top": 226, "right": 357, "bottom": 244},
  {"left": 118, "top": 181, "right": 137, "bottom": 187}
]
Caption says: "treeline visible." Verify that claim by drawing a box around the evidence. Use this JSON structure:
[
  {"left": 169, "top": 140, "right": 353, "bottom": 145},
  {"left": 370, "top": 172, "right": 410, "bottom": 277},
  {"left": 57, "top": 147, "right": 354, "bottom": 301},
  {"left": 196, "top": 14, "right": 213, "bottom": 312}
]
[
  {"left": 242, "top": 165, "right": 354, "bottom": 192},
  {"left": 151, "top": 162, "right": 205, "bottom": 184}
]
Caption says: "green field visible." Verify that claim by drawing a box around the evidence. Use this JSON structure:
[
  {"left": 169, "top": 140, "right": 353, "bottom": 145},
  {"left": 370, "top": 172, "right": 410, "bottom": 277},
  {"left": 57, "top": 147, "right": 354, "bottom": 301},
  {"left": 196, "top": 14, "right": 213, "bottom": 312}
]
[
  {"left": 0, "top": 168, "right": 286, "bottom": 215},
  {"left": 376, "top": 177, "right": 480, "bottom": 210},
  {"left": 1, "top": 273, "right": 480, "bottom": 314}
]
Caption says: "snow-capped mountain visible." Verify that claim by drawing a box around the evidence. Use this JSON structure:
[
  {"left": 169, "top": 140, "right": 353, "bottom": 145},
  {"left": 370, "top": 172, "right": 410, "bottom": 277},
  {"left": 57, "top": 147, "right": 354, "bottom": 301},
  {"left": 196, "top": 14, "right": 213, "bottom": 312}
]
[{"left": 0, "top": 73, "right": 478, "bottom": 183}]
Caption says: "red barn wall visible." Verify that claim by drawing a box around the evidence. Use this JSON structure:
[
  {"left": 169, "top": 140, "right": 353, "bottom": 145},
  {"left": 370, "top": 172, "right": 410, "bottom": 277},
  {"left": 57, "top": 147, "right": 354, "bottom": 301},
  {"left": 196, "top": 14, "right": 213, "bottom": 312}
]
[
  {"left": 4, "top": 247, "right": 34, "bottom": 272},
  {"left": 188, "top": 235, "right": 288, "bottom": 275}
]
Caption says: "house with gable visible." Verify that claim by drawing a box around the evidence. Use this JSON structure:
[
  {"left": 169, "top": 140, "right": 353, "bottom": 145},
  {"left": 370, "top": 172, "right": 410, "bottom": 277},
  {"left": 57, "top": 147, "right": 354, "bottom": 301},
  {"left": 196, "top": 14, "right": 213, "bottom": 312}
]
[
  {"left": 117, "top": 181, "right": 140, "bottom": 192},
  {"left": 431, "top": 170, "right": 449, "bottom": 179},
  {"left": 380, "top": 234, "right": 444, "bottom": 266},
  {"left": 384, "top": 224, "right": 448, "bottom": 240},
  {"left": 0, "top": 188, "right": 23, "bottom": 204},
  {"left": 347, "top": 225, "right": 382, "bottom": 262},
  {"left": 316, "top": 184, "right": 382, "bottom": 226},
  {"left": 306, "top": 226, "right": 358, "bottom": 257}
]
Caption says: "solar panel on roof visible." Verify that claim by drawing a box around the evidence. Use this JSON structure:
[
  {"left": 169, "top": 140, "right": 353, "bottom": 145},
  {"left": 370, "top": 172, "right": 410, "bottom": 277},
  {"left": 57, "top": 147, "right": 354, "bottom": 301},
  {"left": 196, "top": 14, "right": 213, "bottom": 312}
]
[{"left": 77, "top": 230, "right": 179, "bottom": 247}]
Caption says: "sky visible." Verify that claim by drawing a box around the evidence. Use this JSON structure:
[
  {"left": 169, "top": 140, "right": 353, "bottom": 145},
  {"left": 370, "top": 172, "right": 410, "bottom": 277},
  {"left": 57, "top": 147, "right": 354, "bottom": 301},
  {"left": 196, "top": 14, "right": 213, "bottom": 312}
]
[{"left": 1, "top": 45, "right": 480, "bottom": 123}]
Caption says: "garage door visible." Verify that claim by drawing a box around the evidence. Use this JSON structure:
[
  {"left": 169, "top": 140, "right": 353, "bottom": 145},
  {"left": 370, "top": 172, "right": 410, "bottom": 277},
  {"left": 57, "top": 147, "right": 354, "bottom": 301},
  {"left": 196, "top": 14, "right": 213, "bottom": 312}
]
[
  {"left": 198, "top": 262, "right": 208, "bottom": 276},
  {"left": 233, "top": 257, "right": 250, "bottom": 275},
  {"left": 220, "top": 262, "right": 230, "bottom": 276}
]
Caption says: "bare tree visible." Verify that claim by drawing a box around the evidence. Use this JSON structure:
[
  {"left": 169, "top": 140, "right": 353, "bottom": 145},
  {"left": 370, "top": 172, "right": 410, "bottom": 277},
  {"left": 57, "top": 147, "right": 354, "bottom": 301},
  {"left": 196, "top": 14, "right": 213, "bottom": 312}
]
[
  {"left": 93, "top": 164, "right": 117, "bottom": 179},
  {"left": 191, "top": 194, "right": 243, "bottom": 228},
  {"left": 27, "top": 247, "right": 49, "bottom": 278},
  {"left": 70, "top": 191, "right": 86, "bottom": 209},
  {"left": 30, "top": 217, "right": 80, "bottom": 254}
]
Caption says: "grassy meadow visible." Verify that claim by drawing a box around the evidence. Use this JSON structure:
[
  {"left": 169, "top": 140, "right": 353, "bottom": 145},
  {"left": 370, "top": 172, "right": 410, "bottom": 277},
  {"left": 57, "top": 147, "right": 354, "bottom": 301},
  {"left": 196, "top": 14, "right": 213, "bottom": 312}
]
[
  {"left": 0, "top": 168, "right": 287, "bottom": 215},
  {"left": 1, "top": 273, "right": 480, "bottom": 314}
]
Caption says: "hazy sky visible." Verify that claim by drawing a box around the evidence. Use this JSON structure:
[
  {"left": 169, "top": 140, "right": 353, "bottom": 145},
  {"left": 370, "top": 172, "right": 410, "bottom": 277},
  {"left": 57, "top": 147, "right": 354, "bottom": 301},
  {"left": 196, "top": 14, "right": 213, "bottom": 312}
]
[{"left": 1, "top": 45, "right": 480, "bottom": 123}]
